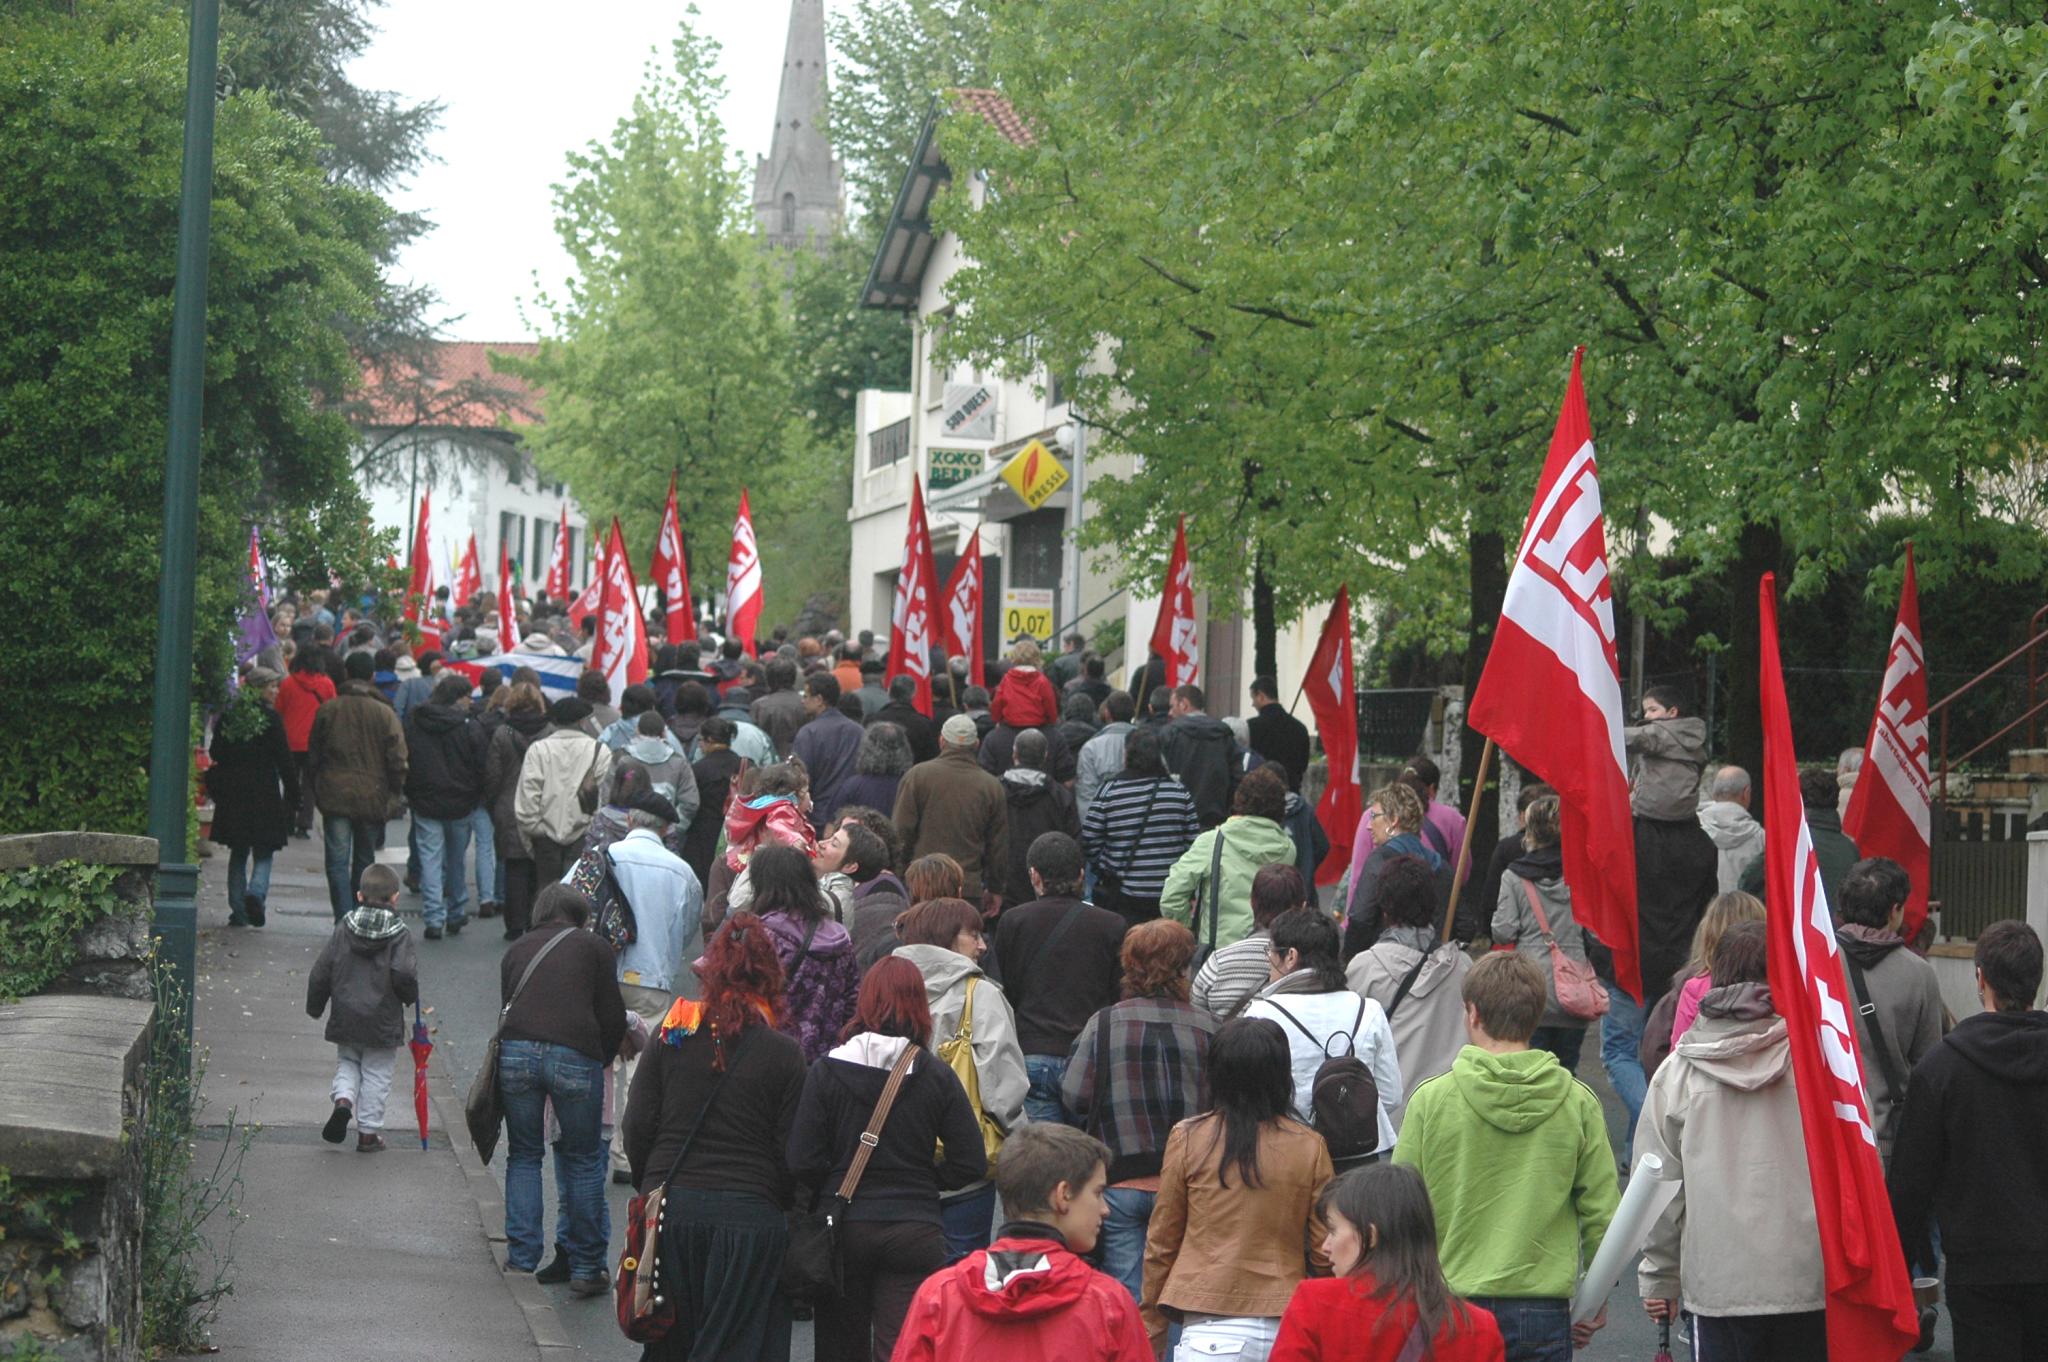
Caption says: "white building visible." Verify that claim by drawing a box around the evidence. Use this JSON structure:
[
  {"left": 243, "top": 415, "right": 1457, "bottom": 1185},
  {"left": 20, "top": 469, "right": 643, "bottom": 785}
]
[
  {"left": 354, "top": 341, "right": 592, "bottom": 609},
  {"left": 851, "top": 91, "right": 1326, "bottom": 714}
]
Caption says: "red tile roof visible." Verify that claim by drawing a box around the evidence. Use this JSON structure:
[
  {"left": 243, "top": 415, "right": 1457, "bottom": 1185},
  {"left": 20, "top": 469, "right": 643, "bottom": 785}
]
[
  {"left": 356, "top": 340, "right": 544, "bottom": 430},
  {"left": 947, "top": 88, "right": 1036, "bottom": 147}
]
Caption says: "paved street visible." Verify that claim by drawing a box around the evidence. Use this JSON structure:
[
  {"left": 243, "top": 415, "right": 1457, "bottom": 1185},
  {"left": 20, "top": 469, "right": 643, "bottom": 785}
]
[{"left": 182, "top": 819, "right": 1952, "bottom": 1361}]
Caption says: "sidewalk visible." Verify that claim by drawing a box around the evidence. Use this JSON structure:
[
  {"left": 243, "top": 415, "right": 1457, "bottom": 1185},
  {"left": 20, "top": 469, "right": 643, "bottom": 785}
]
[{"left": 182, "top": 824, "right": 551, "bottom": 1361}]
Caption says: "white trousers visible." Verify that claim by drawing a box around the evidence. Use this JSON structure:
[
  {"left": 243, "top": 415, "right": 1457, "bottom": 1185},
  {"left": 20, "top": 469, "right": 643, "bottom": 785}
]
[
  {"left": 333, "top": 1044, "right": 398, "bottom": 1132},
  {"left": 1175, "top": 1314, "right": 1281, "bottom": 1362}
]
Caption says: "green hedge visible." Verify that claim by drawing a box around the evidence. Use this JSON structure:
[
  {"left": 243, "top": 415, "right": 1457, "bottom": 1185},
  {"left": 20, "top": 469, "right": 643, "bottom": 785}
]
[{"left": 0, "top": 862, "right": 129, "bottom": 1001}]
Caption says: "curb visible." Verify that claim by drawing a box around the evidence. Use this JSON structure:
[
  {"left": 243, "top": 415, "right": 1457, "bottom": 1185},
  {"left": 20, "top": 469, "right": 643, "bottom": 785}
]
[{"left": 428, "top": 1053, "right": 576, "bottom": 1357}]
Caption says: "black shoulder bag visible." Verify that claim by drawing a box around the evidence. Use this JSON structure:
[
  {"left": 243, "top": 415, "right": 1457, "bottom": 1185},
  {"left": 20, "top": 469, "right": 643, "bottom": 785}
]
[
  {"left": 1189, "top": 829, "right": 1227, "bottom": 970},
  {"left": 1840, "top": 947, "right": 1908, "bottom": 1145},
  {"left": 464, "top": 928, "right": 574, "bottom": 1164},
  {"left": 1095, "top": 777, "right": 1165, "bottom": 910},
  {"left": 1386, "top": 952, "right": 1431, "bottom": 1019}
]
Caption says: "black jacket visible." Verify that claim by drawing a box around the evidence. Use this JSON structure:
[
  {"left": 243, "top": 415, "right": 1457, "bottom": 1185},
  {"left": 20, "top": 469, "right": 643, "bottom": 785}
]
[
  {"left": 683, "top": 748, "right": 744, "bottom": 886},
  {"left": 978, "top": 723, "right": 1077, "bottom": 784},
  {"left": 1246, "top": 702, "right": 1312, "bottom": 792},
  {"left": 622, "top": 1021, "right": 806, "bottom": 1201},
  {"left": 990, "top": 895, "right": 1127, "bottom": 1056},
  {"left": 403, "top": 702, "right": 486, "bottom": 819},
  {"left": 869, "top": 699, "right": 940, "bottom": 765},
  {"left": 1891, "top": 1010, "right": 2048, "bottom": 1285},
  {"left": 996, "top": 772, "right": 1082, "bottom": 905},
  {"left": 1162, "top": 713, "right": 1241, "bottom": 829},
  {"left": 786, "top": 1046, "right": 987, "bottom": 1223},
  {"left": 208, "top": 707, "right": 300, "bottom": 851}
]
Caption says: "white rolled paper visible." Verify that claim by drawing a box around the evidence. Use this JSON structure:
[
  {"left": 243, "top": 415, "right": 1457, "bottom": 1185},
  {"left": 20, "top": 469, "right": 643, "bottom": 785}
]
[{"left": 1570, "top": 1151, "right": 1682, "bottom": 1325}]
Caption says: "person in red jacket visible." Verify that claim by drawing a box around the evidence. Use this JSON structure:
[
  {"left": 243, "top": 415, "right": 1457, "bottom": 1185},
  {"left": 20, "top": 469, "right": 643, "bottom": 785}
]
[
  {"left": 891, "top": 1122, "right": 1151, "bottom": 1362},
  {"left": 1269, "top": 1163, "right": 1505, "bottom": 1362},
  {"left": 275, "top": 648, "right": 337, "bottom": 837},
  {"left": 987, "top": 640, "right": 1061, "bottom": 729}
]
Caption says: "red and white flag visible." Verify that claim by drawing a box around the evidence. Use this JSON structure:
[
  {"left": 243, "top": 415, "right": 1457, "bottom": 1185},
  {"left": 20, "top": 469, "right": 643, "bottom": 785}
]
[
  {"left": 887, "top": 477, "right": 939, "bottom": 717},
  {"left": 595, "top": 518, "right": 649, "bottom": 707},
  {"left": 567, "top": 531, "right": 603, "bottom": 628},
  {"left": 939, "top": 528, "right": 986, "bottom": 690},
  {"left": 1149, "top": 516, "right": 1199, "bottom": 689},
  {"left": 544, "top": 504, "right": 573, "bottom": 602},
  {"left": 1302, "top": 587, "right": 1361, "bottom": 886},
  {"left": 727, "top": 488, "right": 763, "bottom": 657},
  {"left": 1758, "top": 572, "right": 1921, "bottom": 1360},
  {"left": 454, "top": 534, "right": 481, "bottom": 608},
  {"left": 403, "top": 490, "right": 433, "bottom": 624},
  {"left": 1843, "top": 544, "right": 1931, "bottom": 939},
  {"left": 496, "top": 541, "right": 517, "bottom": 646},
  {"left": 1466, "top": 349, "right": 1641, "bottom": 1000},
  {"left": 649, "top": 470, "right": 698, "bottom": 644}
]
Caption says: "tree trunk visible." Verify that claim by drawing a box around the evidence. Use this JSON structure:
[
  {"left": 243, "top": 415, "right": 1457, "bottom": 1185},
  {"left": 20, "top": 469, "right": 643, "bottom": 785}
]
[
  {"left": 1725, "top": 521, "right": 1783, "bottom": 823},
  {"left": 1460, "top": 525, "right": 1509, "bottom": 841},
  {"left": 1252, "top": 548, "right": 1278, "bottom": 683}
]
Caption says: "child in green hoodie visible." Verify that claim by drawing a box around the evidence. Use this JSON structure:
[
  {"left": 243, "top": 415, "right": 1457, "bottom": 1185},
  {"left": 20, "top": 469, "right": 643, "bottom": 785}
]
[{"left": 1394, "top": 952, "right": 1619, "bottom": 1361}]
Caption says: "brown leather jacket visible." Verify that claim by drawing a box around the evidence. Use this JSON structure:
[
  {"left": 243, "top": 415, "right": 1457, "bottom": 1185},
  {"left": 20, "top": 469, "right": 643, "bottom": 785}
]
[
  {"left": 307, "top": 681, "right": 407, "bottom": 821},
  {"left": 1140, "top": 1113, "right": 1333, "bottom": 1350}
]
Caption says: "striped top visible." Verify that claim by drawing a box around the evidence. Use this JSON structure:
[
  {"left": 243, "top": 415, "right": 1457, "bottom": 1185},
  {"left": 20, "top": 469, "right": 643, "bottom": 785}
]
[{"left": 1079, "top": 774, "right": 1201, "bottom": 898}]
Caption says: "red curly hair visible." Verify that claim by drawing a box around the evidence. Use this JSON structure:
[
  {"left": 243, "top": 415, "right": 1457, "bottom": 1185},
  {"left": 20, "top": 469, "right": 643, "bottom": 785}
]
[{"left": 700, "top": 913, "right": 784, "bottom": 1068}]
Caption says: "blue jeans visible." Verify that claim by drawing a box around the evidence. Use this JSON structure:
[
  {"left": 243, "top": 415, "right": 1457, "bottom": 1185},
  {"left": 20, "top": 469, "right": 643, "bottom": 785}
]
[
  {"left": 414, "top": 815, "right": 471, "bottom": 929},
  {"left": 1024, "top": 1054, "right": 1074, "bottom": 1127},
  {"left": 940, "top": 1183, "right": 998, "bottom": 1263},
  {"left": 226, "top": 845, "right": 272, "bottom": 920},
  {"left": 1099, "top": 1187, "right": 1154, "bottom": 1303},
  {"left": 468, "top": 806, "right": 499, "bottom": 905},
  {"left": 498, "top": 1040, "right": 605, "bottom": 1277},
  {"left": 321, "top": 814, "right": 379, "bottom": 922},
  {"left": 1530, "top": 1025, "right": 1586, "bottom": 1074},
  {"left": 553, "top": 1135, "right": 611, "bottom": 1258},
  {"left": 1601, "top": 986, "right": 1650, "bottom": 1139},
  {"left": 1468, "top": 1296, "right": 1571, "bottom": 1362}
]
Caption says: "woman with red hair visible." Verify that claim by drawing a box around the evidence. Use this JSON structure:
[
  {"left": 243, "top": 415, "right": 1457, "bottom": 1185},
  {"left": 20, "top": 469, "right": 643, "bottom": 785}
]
[
  {"left": 622, "top": 914, "right": 807, "bottom": 1362},
  {"left": 788, "top": 958, "right": 986, "bottom": 1362}
]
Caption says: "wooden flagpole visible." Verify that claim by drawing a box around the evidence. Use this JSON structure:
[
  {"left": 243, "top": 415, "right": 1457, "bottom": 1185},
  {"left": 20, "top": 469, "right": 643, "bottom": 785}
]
[{"left": 1440, "top": 736, "right": 1496, "bottom": 943}]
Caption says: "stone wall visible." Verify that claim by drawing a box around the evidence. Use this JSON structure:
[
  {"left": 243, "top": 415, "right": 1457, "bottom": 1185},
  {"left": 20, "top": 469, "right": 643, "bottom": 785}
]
[{"left": 0, "top": 833, "right": 157, "bottom": 1001}]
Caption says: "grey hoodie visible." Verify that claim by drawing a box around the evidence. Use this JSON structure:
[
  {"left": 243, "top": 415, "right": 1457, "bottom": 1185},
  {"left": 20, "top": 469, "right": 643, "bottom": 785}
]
[
  {"left": 1624, "top": 715, "right": 1709, "bottom": 821},
  {"left": 1346, "top": 938, "right": 1473, "bottom": 1130},
  {"left": 891, "top": 943, "right": 1028, "bottom": 1136},
  {"left": 1696, "top": 799, "right": 1764, "bottom": 894},
  {"left": 306, "top": 908, "right": 419, "bottom": 1048}
]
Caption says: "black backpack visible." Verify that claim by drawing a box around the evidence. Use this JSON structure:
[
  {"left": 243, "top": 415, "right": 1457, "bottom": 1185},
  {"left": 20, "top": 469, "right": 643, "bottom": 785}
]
[{"left": 1268, "top": 996, "right": 1380, "bottom": 1162}]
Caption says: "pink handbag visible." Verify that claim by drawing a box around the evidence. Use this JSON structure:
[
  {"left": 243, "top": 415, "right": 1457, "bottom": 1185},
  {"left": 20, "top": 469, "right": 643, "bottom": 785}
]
[{"left": 1517, "top": 878, "right": 1610, "bottom": 1020}]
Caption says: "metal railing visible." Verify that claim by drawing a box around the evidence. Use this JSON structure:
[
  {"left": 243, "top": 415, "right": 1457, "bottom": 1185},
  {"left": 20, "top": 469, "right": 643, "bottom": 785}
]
[
  {"left": 867, "top": 417, "right": 910, "bottom": 471},
  {"left": 1932, "top": 606, "right": 2048, "bottom": 799}
]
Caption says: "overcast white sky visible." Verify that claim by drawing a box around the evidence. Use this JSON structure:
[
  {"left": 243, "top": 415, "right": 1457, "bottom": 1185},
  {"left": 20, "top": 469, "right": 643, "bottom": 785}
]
[{"left": 347, "top": 1, "right": 847, "bottom": 341}]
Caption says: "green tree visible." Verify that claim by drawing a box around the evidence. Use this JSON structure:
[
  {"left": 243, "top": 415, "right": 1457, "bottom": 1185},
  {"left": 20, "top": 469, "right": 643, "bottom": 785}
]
[
  {"left": 0, "top": 0, "right": 385, "bottom": 833},
  {"left": 827, "top": 0, "right": 992, "bottom": 224}
]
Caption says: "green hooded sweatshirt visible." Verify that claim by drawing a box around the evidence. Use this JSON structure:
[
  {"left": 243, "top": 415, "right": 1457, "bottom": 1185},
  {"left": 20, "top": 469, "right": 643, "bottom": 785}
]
[{"left": 1393, "top": 1045, "right": 1619, "bottom": 1300}]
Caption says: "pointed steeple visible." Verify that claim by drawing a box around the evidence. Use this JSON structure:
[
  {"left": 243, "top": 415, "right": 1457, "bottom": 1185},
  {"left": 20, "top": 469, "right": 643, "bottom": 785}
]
[{"left": 755, "top": 0, "right": 844, "bottom": 254}]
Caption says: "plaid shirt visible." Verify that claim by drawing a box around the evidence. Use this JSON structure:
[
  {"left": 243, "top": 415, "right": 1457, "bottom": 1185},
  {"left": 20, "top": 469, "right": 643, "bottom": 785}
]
[{"left": 1062, "top": 997, "right": 1221, "bottom": 1182}]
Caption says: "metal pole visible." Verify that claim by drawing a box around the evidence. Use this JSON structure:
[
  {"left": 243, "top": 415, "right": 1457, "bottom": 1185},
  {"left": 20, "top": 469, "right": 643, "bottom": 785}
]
[
  {"left": 1063, "top": 415, "right": 1087, "bottom": 644},
  {"left": 1440, "top": 736, "right": 1496, "bottom": 943},
  {"left": 144, "top": 0, "right": 222, "bottom": 1056}
]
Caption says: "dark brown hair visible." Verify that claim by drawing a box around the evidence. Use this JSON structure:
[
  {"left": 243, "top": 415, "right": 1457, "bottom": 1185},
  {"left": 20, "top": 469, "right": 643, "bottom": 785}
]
[
  {"left": 895, "top": 897, "right": 983, "bottom": 950},
  {"left": 994, "top": 1123, "right": 1110, "bottom": 1217},
  {"left": 1318, "top": 1164, "right": 1480, "bottom": 1348},
  {"left": 1977, "top": 921, "right": 2044, "bottom": 1012},
  {"left": 1461, "top": 952, "right": 1544, "bottom": 1043}
]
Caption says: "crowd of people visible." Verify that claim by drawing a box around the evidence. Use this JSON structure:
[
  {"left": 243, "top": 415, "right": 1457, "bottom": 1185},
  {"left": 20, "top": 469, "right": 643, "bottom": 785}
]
[{"left": 215, "top": 594, "right": 2048, "bottom": 1362}]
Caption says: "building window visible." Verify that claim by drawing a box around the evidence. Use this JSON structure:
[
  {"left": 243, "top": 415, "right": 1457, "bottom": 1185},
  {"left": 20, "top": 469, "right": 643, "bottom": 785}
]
[
  {"left": 781, "top": 193, "right": 797, "bottom": 235},
  {"left": 867, "top": 417, "right": 910, "bottom": 472},
  {"left": 499, "top": 512, "right": 525, "bottom": 578},
  {"left": 532, "top": 519, "right": 549, "bottom": 586},
  {"left": 1049, "top": 371, "right": 1067, "bottom": 408}
]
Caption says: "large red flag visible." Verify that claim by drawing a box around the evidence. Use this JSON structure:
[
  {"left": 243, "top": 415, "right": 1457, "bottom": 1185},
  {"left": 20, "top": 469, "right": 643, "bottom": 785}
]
[
  {"left": 496, "top": 541, "right": 517, "bottom": 646},
  {"left": 650, "top": 470, "right": 698, "bottom": 644},
  {"left": 595, "top": 518, "right": 650, "bottom": 707},
  {"left": 567, "top": 531, "right": 603, "bottom": 628},
  {"left": 939, "top": 528, "right": 986, "bottom": 689},
  {"left": 1842, "top": 544, "right": 1931, "bottom": 938},
  {"left": 403, "top": 490, "right": 432, "bottom": 623},
  {"left": 454, "top": 534, "right": 481, "bottom": 608},
  {"left": 544, "top": 503, "right": 573, "bottom": 602},
  {"left": 1466, "top": 349, "right": 1641, "bottom": 1000},
  {"left": 887, "top": 477, "right": 939, "bottom": 717},
  {"left": 1148, "top": 516, "right": 1199, "bottom": 688},
  {"left": 1758, "top": 572, "right": 1921, "bottom": 1360},
  {"left": 1302, "top": 587, "right": 1361, "bottom": 885},
  {"left": 727, "top": 488, "right": 763, "bottom": 657}
]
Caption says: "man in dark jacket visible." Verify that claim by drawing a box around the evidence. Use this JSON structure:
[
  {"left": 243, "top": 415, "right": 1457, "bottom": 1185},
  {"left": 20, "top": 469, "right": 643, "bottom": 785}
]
[
  {"left": 1891, "top": 921, "right": 2048, "bottom": 1357},
  {"left": 309, "top": 651, "right": 408, "bottom": 922},
  {"left": 1740, "top": 765, "right": 1861, "bottom": 906},
  {"left": 749, "top": 656, "right": 807, "bottom": 758},
  {"left": 894, "top": 715, "right": 1010, "bottom": 908},
  {"left": 980, "top": 717, "right": 1078, "bottom": 784},
  {"left": 996, "top": 731, "right": 1082, "bottom": 907},
  {"left": 792, "top": 672, "right": 865, "bottom": 831},
  {"left": 1055, "top": 692, "right": 1100, "bottom": 758},
  {"left": 991, "top": 833, "right": 1126, "bottom": 1126},
  {"left": 404, "top": 671, "right": 488, "bottom": 938},
  {"left": 1162, "top": 685, "right": 1241, "bottom": 829},
  {"left": 1834, "top": 857, "right": 1946, "bottom": 1166},
  {"left": 1245, "top": 675, "right": 1312, "bottom": 794},
  {"left": 871, "top": 674, "right": 941, "bottom": 765}
]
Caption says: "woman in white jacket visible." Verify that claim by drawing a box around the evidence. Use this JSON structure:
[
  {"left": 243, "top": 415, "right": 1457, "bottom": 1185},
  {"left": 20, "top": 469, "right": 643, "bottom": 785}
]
[
  {"left": 1243, "top": 906, "right": 1402, "bottom": 1164},
  {"left": 891, "top": 896, "right": 1027, "bottom": 1262}
]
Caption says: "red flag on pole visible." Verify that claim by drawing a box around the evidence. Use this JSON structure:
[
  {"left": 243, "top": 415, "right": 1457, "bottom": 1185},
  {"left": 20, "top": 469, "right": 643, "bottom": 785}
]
[
  {"left": 727, "top": 488, "right": 763, "bottom": 657},
  {"left": 454, "top": 534, "right": 481, "bottom": 608},
  {"left": 595, "top": 518, "right": 649, "bottom": 707},
  {"left": 1466, "top": 349, "right": 1642, "bottom": 1000},
  {"left": 567, "top": 531, "right": 603, "bottom": 628},
  {"left": 1148, "top": 516, "right": 1199, "bottom": 687},
  {"left": 1758, "top": 572, "right": 1921, "bottom": 1360},
  {"left": 650, "top": 470, "right": 698, "bottom": 644},
  {"left": 404, "top": 490, "right": 432, "bottom": 623},
  {"left": 496, "top": 541, "right": 517, "bottom": 646},
  {"left": 939, "top": 527, "right": 986, "bottom": 689},
  {"left": 1842, "top": 544, "right": 1931, "bottom": 939},
  {"left": 544, "top": 504, "right": 572, "bottom": 602},
  {"left": 887, "top": 477, "right": 939, "bottom": 717},
  {"left": 1302, "top": 587, "right": 1361, "bottom": 885}
]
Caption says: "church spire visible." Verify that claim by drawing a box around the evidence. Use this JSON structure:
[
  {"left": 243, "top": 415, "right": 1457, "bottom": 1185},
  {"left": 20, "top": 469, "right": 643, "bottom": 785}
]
[{"left": 755, "top": 0, "right": 843, "bottom": 254}]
